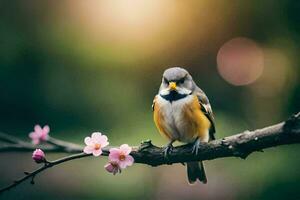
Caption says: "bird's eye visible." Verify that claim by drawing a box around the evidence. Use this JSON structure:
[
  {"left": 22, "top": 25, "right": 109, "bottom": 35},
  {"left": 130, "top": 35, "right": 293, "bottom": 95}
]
[
  {"left": 178, "top": 78, "right": 185, "bottom": 84},
  {"left": 163, "top": 78, "right": 169, "bottom": 84}
]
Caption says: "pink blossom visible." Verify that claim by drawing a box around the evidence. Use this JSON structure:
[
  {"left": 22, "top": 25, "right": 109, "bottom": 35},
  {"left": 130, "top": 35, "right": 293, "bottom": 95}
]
[
  {"left": 83, "top": 132, "right": 109, "bottom": 156},
  {"left": 108, "top": 144, "right": 134, "bottom": 169},
  {"left": 29, "top": 125, "right": 50, "bottom": 145},
  {"left": 104, "top": 162, "right": 121, "bottom": 175},
  {"left": 32, "top": 149, "right": 46, "bottom": 163}
]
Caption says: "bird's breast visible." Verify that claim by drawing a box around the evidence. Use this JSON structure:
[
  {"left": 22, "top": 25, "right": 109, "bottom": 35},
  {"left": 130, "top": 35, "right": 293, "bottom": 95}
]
[{"left": 155, "top": 94, "right": 205, "bottom": 143}]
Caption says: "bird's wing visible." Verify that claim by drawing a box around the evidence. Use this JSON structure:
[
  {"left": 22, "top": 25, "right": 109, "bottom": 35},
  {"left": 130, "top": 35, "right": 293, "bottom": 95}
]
[
  {"left": 152, "top": 96, "right": 156, "bottom": 112},
  {"left": 194, "top": 88, "right": 216, "bottom": 140}
]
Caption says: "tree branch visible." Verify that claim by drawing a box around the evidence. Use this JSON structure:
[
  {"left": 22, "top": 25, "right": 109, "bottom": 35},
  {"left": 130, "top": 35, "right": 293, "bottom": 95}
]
[
  {"left": 0, "top": 153, "right": 91, "bottom": 193},
  {"left": 0, "top": 112, "right": 299, "bottom": 194},
  {"left": 0, "top": 133, "right": 83, "bottom": 153},
  {"left": 133, "top": 112, "right": 300, "bottom": 166}
]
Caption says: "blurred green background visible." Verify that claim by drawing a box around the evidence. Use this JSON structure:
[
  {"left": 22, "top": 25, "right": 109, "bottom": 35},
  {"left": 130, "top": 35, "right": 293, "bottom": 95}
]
[{"left": 0, "top": 0, "right": 299, "bottom": 200}]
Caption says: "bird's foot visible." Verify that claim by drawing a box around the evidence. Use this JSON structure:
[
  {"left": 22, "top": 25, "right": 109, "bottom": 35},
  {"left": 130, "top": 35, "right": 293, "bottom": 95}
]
[
  {"left": 192, "top": 138, "right": 201, "bottom": 155},
  {"left": 162, "top": 141, "right": 174, "bottom": 161}
]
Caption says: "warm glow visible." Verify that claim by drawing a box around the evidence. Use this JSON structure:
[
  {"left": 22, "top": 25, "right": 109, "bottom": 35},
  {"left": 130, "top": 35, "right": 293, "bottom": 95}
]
[
  {"left": 67, "top": 0, "right": 172, "bottom": 41},
  {"left": 217, "top": 37, "right": 264, "bottom": 86},
  {"left": 56, "top": 0, "right": 227, "bottom": 65}
]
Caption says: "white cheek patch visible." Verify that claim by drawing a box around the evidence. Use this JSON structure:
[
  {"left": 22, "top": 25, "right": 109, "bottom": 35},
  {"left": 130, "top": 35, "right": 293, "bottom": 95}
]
[
  {"left": 159, "top": 88, "right": 170, "bottom": 96},
  {"left": 159, "top": 87, "right": 191, "bottom": 96},
  {"left": 176, "top": 87, "right": 192, "bottom": 95}
]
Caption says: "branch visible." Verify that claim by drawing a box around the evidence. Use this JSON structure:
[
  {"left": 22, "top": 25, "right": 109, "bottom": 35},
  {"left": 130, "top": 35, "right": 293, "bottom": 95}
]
[
  {"left": 0, "top": 133, "right": 83, "bottom": 153},
  {"left": 1, "top": 113, "right": 299, "bottom": 163},
  {"left": 133, "top": 112, "right": 300, "bottom": 166},
  {"left": 0, "top": 112, "right": 299, "bottom": 194},
  {"left": 0, "top": 153, "right": 91, "bottom": 193}
]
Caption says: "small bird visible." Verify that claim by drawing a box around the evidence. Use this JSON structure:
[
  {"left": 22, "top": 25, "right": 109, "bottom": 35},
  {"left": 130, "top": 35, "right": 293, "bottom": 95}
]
[{"left": 152, "top": 67, "right": 216, "bottom": 184}]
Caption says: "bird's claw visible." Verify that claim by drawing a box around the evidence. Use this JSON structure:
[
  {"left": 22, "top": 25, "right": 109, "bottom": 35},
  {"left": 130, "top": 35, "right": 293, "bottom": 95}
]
[
  {"left": 192, "top": 138, "right": 201, "bottom": 155},
  {"left": 162, "top": 143, "right": 174, "bottom": 161}
]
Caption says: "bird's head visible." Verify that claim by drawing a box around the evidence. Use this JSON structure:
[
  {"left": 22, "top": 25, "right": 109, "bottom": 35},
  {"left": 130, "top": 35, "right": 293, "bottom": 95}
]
[{"left": 159, "top": 67, "right": 195, "bottom": 97}]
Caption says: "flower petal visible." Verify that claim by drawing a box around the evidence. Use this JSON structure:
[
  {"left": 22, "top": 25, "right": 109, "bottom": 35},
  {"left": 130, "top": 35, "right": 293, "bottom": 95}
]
[
  {"left": 92, "top": 149, "right": 103, "bottom": 156},
  {"left": 40, "top": 132, "right": 49, "bottom": 141},
  {"left": 109, "top": 148, "right": 121, "bottom": 161},
  {"left": 100, "top": 135, "right": 108, "bottom": 142},
  {"left": 34, "top": 125, "right": 42, "bottom": 134},
  {"left": 109, "top": 148, "right": 120, "bottom": 154},
  {"left": 119, "top": 155, "right": 134, "bottom": 169},
  {"left": 101, "top": 141, "right": 109, "bottom": 148},
  {"left": 43, "top": 125, "right": 50, "bottom": 134},
  {"left": 83, "top": 146, "right": 94, "bottom": 154},
  {"left": 120, "top": 144, "right": 132, "bottom": 155},
  {"left": 119, "top": 161, "right": 128, "bottom": 169},
  {"left": 125, "top": 155, "right": 134, "bottom": 166},
  {"left": 98, "top": 135, "right": 108, "bottom": 146},
  {"left": 91, "top": 132, "right": 102, "bottom": 141},
  {"left": 29, "top": 132, "right": 39, "bottom": 139},
  {"left": 84, "top": 137, "right": 93, "bottom": 145}
]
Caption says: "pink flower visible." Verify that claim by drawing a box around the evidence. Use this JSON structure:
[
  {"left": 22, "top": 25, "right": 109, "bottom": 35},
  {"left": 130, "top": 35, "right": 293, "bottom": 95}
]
[
  {"left": 108, "top": 144, "right": 134, "bottom": 169},
  {"left": 83, "top": 132, "right": 109, "bottom": 156},
  {"left": 32, "top": 149, "right": 46, "bottom": 163},
  {"left": 29, "top": 125, "right": 50, "bottom": 145},
  {"left": 104, "top": 162, "right": 121, "bottom": 175}
]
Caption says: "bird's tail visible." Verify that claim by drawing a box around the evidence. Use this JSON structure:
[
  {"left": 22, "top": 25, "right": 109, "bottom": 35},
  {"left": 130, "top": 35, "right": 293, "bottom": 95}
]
[{"left": 187, "top": 161, "right": 207, "bottom": 184}]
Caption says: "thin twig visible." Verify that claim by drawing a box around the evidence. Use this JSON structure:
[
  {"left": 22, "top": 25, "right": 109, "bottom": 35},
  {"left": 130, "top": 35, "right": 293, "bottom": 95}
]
[
  {"left": 0, "top": 153, "right": 91, "bottom": 193},
  {"left": 47, "top": 137, "right": 83, "bottom": 152},
  {"left": 0, "top": 132, "right": 29, "bottom": 145},
  {"left": 0, "top": 133, "right": 83, "bottom": 153},
  {"left": 0, "top": 143, "right": 72, "bottom": 152}
]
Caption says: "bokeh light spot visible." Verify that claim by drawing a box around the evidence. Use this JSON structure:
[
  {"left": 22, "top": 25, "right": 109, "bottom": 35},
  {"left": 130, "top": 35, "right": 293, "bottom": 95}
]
[
  {"left": 250, "top": 48, "right": 294, "bottom": 97},
  {"left": 217, "top": 37, "right": 264, "bottom": 86}
]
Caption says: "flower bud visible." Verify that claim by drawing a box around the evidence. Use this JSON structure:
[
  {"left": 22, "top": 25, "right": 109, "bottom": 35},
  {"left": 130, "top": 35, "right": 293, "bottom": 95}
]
[
  {"left": 104, "top": 162, "right": 121, "bottom": 175},
  {"left": 32, "top": 149, "right": 46, "bottom": 163}
]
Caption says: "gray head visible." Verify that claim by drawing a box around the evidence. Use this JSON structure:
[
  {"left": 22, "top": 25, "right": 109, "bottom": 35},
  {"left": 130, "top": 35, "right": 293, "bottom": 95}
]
[{"left": 159, "top": 67, "right": 195, "bottom": 97}]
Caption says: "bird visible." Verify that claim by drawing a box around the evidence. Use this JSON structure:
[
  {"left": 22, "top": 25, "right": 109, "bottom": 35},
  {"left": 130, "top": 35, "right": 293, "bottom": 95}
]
[{"left": 152, "top": 67, "right": 216, "bottom": 184}]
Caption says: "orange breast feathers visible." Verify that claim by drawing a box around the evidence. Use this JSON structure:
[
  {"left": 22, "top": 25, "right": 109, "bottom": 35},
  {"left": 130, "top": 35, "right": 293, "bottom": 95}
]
[
  {"left": 153, "top": 96, "right": 172, "bottom": 140},
  {"left": 153, "top": 95, "right": 211, "bottom": 143},
  {"left": 183, "top": 95, "right": 211, "bottom": 142}
]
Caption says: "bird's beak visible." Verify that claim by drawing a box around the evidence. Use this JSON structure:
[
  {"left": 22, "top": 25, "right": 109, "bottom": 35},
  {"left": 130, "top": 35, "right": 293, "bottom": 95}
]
[{"left": 169, "top": 82, "right": 177, "bottom": 91}]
